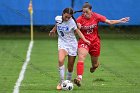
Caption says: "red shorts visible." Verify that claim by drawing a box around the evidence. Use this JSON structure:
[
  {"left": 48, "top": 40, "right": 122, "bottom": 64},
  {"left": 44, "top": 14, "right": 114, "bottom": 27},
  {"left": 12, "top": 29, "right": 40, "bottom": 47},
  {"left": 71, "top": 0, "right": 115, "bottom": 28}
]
[{"left": 78, "top": 38, "right": 100, "bottom": 57}]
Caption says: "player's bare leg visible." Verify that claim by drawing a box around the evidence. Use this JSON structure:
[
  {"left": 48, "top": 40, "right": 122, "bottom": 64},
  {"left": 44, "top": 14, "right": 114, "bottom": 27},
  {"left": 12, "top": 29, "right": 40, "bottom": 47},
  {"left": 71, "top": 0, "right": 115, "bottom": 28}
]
[
  {"left": 74, "top": 47, "right": 88, "bottom": 87},
  {"left": 57, "top": 49, "right": 67, "bottom": 90},
  {"left": 90, "top": 56, "right": 100, "bottom": 73}
]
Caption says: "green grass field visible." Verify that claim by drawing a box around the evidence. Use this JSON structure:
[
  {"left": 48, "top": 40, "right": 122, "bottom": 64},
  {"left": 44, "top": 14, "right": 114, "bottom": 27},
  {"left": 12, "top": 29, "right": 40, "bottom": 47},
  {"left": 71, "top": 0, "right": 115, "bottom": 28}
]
[{"left": 0, "top": 33, "right": 140, "bottom": 93}]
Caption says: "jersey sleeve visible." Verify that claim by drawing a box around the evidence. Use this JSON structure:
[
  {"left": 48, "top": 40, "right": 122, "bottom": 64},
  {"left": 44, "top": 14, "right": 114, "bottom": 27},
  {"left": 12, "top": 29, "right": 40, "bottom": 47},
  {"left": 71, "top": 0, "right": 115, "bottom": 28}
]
[
  {"left": 55, "top": 16, "right": 62, "bottom": 24},
  {"left": 94, "top": 13, "right": 106, "bottom": 23}
]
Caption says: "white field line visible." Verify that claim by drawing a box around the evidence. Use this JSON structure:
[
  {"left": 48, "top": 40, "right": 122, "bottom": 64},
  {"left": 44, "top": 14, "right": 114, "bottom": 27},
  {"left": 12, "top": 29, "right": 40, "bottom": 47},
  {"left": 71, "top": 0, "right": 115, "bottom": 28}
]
[{"left": 13, "top": 41, "right": 34, "bottom": 93}]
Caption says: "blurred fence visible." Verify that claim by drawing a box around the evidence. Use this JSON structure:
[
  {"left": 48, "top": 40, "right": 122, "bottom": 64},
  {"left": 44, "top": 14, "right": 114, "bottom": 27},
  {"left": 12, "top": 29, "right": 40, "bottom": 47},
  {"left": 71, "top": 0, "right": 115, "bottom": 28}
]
[{"left": 0, "top": 0, "right": 140, "bottom": 25}]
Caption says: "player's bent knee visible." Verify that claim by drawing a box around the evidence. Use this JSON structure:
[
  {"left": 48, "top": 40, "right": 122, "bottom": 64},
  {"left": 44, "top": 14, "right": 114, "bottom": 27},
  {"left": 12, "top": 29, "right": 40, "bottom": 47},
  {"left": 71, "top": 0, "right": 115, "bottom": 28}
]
[
  {"left": 78, "top": 54, "right": 86, "bottom": 61},
  {"left": 58, "top": 60, "right": 64, "bottom": 66}
]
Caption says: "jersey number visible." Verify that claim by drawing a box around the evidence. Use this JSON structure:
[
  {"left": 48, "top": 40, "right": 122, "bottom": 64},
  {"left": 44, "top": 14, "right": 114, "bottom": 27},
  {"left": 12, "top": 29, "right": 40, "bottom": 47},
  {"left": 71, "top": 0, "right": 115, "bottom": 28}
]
[
  {"left": 87, "top": 29, "right": 93, "bottom": 34},
  {"left": 60, "top": 31, "right": 64, "bottom": 37}
]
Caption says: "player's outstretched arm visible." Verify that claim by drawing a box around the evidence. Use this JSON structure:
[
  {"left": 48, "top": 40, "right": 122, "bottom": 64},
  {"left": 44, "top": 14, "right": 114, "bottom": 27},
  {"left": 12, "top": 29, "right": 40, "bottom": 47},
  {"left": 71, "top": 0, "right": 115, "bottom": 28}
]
[
  {"left": 75, "top": 29, "right": 91, "bottom": 45},
  {"left": 105, "top": 17, "right": 130, "bottom": 25},
  {"left": 49, "top": 25, "right": 57, "bottom": 37}
]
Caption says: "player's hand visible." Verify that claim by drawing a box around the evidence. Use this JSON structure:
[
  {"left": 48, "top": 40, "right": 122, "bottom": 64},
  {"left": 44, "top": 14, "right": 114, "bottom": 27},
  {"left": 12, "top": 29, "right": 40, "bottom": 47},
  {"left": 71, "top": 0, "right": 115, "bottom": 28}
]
[
  {"left": 84, "top": 39, "right": 91, "bottom": 45},
  {"left": 77, "top": 23, "right": 82, "bottom": 29},
  {"left": 119, "top": 17, "right": 130, "bottom": 23},
  {"left": 49, "top": 30, "right": 56, "bottom": 37}
]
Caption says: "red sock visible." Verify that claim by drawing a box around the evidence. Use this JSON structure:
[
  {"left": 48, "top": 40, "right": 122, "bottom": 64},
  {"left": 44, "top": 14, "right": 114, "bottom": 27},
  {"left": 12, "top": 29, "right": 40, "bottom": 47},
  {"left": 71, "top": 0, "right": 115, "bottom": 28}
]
[{"left": 77, "top": 62, "right": 84, "bottom": 76}]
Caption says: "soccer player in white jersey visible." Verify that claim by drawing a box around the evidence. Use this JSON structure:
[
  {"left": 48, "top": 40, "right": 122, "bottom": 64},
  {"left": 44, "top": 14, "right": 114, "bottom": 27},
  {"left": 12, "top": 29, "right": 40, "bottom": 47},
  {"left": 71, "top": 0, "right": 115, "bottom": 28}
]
[{"left": 49, "top": 8, "right": 90, "bottom": 90}]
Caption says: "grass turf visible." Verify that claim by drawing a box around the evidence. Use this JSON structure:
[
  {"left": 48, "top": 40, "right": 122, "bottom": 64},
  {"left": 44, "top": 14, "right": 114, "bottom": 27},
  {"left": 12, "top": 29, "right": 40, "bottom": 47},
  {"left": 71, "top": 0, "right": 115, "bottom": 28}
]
[{"left": 0, "top": 34, "right": 140, "bottom": 93}]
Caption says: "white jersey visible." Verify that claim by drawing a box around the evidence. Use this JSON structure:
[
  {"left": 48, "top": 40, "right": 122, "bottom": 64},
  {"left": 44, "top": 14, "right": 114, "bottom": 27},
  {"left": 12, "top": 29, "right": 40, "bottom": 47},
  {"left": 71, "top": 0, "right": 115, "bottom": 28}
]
[{"left": 55, "top": 16, "right": 78, "bottom": 56}]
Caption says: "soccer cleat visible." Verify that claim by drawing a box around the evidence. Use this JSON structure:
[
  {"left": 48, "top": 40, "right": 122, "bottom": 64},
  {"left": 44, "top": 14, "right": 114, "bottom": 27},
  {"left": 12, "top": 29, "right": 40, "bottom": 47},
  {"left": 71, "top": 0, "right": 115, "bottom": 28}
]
[
  {"left": 74, "top": 78, "right": 81, "bottom": 87},
  {"left": 90, "top": 67, "right": 97, "bottom": 73},
  {"left": 90, "top": 63, "right": 99, "bottom": 73},
  {"left": 56, "top": 83, "right": 62, "bottom": 90}
]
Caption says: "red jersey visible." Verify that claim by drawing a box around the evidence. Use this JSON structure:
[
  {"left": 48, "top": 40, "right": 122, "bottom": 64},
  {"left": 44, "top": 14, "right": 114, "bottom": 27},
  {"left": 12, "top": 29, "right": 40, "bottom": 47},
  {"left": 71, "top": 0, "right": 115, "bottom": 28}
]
[{"left": 77, "top": 12, "right": 106, "bottom": 41}]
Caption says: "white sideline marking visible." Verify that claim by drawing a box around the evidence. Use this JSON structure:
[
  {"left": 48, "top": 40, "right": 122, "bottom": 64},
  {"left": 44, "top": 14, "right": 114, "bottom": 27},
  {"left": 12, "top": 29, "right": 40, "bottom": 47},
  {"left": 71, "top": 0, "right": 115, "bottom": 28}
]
[{"left": 13, "top": 41, "right": 34, "bottom": 93}]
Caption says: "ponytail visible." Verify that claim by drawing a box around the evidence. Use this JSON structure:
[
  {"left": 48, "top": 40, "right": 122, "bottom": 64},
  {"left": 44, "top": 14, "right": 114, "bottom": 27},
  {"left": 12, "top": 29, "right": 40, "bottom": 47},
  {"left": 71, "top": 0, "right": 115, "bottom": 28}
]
[
  {"left": 71, "top": 15, "right": 78, "bottom": 27},
  {"left": 74, "top": 2, "right": 92, "bottom": 14},
  {"left": 74, "top": 10, "right": 83, "bottom": 14}
]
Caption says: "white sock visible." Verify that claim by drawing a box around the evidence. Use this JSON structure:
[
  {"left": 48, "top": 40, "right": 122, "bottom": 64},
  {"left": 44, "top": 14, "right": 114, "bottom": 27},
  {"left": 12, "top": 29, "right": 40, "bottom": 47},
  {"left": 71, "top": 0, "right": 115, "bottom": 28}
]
[
  {"left": 66, "top": 71, "right": 72, "bottom": 80},
  {"left": 58, "top": 65, "right": 65, "bottom": 83},
  {"left": 78, "top": 75, "right": 82, "bottom": 80}
]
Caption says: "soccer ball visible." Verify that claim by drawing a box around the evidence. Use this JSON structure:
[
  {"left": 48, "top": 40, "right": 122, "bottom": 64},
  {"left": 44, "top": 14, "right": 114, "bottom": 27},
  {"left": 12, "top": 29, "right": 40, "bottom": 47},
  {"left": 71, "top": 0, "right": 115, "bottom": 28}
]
[{"left": 61, "top": 80, "right": 73, "bottom": 91}]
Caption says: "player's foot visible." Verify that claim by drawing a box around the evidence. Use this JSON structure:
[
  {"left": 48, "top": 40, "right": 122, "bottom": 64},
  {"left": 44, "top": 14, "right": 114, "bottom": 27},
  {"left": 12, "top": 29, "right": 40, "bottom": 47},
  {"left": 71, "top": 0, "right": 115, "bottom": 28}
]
[
  {"left": 90, "top": 67, "right": 97, "bottom": 73},
  {"left": 56, "top": 83, "right": 62, "bottom": 90},
  {"left": 74, "top": 78, "right": 81, "bottom": 87},
  {"left": 90, "top": 62, "right": 99, "bottom": 73}
]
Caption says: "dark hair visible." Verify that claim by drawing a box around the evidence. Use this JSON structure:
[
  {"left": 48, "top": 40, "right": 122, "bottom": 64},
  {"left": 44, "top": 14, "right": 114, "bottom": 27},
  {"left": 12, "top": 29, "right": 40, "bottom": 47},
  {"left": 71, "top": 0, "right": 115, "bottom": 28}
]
[
  {"left": 74, "top": 10, "right": 83, "bottom": 14},
  {"left": 62, "top": 8, "right": 78, "bottom": 27},
  {"left": 74, "top": 2, "right": 92, "bottom": 13},
  {"left": 83, "top": 2, "right": 92, "bottom": 10},
  {"left": 62, "top": 8, "right": 74, "bottom": 15}
]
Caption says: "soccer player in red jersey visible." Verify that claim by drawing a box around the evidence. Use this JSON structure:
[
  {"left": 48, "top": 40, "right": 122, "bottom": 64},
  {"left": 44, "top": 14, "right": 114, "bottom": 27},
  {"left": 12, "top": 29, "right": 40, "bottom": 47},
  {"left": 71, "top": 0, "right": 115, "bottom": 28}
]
[{"left": 74, "top": 2, "right": 130, "bottom": 87}]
